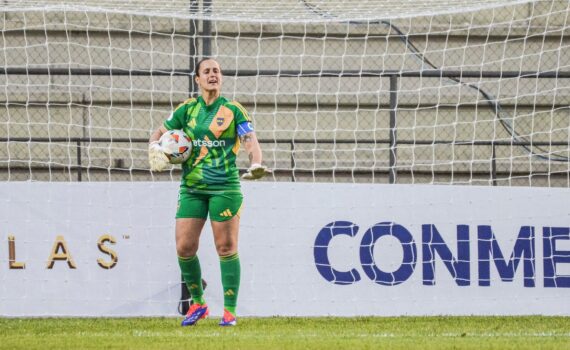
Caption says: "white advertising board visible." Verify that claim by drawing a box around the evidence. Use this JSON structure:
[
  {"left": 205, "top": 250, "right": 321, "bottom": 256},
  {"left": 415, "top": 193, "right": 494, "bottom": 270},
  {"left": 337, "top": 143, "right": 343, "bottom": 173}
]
[{"left": 0, "top": 182, "right": 568, "bottom": 316}]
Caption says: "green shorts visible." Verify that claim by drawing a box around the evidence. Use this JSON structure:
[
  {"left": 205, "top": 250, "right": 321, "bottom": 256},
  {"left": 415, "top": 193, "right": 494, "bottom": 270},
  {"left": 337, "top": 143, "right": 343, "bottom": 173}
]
[{"left": 176, "top": 190, "right": 243, "bottom": 222}]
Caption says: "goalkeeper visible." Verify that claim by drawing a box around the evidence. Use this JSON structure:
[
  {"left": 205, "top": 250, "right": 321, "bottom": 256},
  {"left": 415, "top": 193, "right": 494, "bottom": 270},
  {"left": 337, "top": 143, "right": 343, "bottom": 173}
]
[{"left": 148, "top": 58, "right": 271, "bottom": 327}]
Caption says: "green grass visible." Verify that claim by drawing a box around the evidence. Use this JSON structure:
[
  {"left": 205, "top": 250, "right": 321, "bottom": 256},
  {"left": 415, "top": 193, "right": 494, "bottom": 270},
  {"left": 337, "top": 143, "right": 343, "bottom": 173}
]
[{"left": 0, "top": 316, "right": 568, "bottom": 350}]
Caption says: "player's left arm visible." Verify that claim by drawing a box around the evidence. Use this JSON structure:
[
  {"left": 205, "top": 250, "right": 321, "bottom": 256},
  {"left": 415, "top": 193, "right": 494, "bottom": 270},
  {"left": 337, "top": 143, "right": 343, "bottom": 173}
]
[
  {"left": 241, "top": 130, "right": 262, "bottom": 165},
  {"left": 238, "top": 123, "right": 271, "bottom": 180},
  {"left": 229, "top": 100, "right": 271, "bottom": 180}
]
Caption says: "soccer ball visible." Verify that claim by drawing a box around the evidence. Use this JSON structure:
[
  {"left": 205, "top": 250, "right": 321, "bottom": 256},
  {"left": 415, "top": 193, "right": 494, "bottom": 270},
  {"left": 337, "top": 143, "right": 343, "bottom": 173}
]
[{"left": 159, "top": 129, "right": 192, "bottom": 164}]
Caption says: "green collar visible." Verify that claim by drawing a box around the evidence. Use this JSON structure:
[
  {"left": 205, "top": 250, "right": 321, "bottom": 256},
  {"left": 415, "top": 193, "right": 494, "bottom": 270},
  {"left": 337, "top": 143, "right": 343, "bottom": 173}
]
[{"left": 198, "top": 95, "right": 224, "bottom": 110}]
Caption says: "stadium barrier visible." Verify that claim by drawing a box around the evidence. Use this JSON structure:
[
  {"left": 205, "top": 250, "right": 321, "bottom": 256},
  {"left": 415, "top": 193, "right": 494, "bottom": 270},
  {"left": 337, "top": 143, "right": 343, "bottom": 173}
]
[{"left": 1, "top": 181, "right": 568, "bottom": 317}]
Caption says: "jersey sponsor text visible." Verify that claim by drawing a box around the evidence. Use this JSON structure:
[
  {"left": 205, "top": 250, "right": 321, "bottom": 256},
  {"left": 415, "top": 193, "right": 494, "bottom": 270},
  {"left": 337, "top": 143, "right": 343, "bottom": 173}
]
[{"left": 192, "top": 139, "right": 226, "bottom": 147}]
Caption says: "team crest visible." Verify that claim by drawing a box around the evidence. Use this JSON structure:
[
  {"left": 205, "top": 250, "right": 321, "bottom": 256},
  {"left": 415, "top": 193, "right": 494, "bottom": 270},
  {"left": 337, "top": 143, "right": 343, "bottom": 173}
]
[{"left": 209, "top": 106, "right": 234, "bottom": 138}]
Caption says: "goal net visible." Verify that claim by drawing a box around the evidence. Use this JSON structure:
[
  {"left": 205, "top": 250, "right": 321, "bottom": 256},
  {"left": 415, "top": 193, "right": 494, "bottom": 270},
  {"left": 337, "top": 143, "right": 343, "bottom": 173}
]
[{"left": 0, "top": 0, "right": 568, "bottom": 187}]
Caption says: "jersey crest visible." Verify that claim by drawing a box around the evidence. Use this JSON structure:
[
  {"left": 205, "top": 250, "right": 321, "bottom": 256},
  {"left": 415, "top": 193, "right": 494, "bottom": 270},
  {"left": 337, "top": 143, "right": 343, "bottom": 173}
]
[{"left": 209, "top": 105, "right": 234, "bottom": 139}]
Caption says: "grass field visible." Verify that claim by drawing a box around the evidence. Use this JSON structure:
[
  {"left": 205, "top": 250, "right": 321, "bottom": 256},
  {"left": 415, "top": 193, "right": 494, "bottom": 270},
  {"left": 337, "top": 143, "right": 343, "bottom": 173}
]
[{"left": 1, "top": 316, "right": 569, "bottom": 349}]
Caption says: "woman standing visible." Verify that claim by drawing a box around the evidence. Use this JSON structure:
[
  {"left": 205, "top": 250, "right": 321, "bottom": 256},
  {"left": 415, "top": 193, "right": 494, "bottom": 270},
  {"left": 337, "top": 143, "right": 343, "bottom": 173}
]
[{"left": 148, "top": 58, "right": 270, "bottom": 326}]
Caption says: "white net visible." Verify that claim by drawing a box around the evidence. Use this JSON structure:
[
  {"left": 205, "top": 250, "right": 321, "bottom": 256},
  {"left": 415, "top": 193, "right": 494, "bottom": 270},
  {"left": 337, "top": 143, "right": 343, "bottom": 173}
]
[
  {"left": 0, "top": 0, "right": 538, "bottom": 22},
  {"left": 0, "top": 0, "right": 569, "bottom": 186}
]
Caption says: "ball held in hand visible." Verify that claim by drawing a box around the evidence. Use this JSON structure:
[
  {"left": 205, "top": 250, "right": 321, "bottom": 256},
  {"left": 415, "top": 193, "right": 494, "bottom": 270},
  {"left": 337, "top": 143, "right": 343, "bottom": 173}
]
[{"left": 159, "top": 129, "right": 192, "bottom": 164}]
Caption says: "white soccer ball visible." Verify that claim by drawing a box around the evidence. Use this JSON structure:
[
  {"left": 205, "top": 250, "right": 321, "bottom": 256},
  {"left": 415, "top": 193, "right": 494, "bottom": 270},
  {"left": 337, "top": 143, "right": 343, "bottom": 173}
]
[{"left": 159, "top": 129, "right": 192, "bottom": 164}]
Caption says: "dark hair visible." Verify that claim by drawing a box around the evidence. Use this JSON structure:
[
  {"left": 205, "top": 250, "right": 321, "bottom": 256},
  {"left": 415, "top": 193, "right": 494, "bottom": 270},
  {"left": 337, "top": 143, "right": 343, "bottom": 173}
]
[{"left": 195, "top": 57, "right": 220, "bottom": 77}]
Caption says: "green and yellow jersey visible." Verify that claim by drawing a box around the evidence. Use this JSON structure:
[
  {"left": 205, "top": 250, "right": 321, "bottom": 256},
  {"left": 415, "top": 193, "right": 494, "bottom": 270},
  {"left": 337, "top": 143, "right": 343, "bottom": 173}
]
[{"left": 164, "top": 95, "right": 252, "bottom": 193}]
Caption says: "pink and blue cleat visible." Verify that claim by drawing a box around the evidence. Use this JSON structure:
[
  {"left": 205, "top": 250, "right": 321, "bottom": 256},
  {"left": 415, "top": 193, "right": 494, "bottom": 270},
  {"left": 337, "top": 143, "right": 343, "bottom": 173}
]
[
  {"left": 219, "top": 309, "right": 237, "bottom": 326},
  {"left": 181, "top": 303, "right": 209, "bottom": 326}
]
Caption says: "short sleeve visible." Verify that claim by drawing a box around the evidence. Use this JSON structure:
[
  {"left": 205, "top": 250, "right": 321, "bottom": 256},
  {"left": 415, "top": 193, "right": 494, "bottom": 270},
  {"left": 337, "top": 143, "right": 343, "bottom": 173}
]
[
  {"left": 228, "top": 101, "right": 251, "bottom": 125},
  {"left": 164, "top": 103, "right": 188, "bottom": 130}
]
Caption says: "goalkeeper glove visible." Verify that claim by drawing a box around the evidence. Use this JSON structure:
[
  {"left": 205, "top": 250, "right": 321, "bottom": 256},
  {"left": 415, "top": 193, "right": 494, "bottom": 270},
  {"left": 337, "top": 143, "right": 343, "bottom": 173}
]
[
  {"left": 148, "top": 141, "right": 170, "bottom": 172},
  {"left": 242, "top": 163, "right": 271, "bottom": 180}
]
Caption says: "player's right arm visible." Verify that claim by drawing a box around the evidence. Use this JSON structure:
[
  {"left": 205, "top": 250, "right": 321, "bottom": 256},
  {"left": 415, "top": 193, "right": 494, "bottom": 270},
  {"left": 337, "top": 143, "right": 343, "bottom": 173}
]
[
  {"left": 149, "top": 125, "right": 168, "bottom": 144},
  {"left": 148, "top": 103, "right": 187, "bottom": 171},
  {"left": 148, "top": 125, "right": 169, "bottom": 172},
  {"left": 148, "top": 101, "right": 188, "bottom": 172}
]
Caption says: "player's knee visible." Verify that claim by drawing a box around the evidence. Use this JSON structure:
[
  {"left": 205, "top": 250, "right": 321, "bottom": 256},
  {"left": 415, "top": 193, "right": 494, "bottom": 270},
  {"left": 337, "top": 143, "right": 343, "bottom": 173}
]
[
  {"left": 176, "top": 239, "right": 198, "bottom": 257},
  {"left": 215, "top": 242, "right": 236, "bottom": 257}
]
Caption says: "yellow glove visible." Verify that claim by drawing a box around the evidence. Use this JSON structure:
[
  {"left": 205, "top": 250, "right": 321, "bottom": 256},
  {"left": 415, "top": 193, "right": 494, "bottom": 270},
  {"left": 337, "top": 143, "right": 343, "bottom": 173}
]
[
  {"left": 242, "top": 163, "right": 272, "bottom": 180},
  {"left": 148, "top": 141, "right": 170, "bottom": 172}
]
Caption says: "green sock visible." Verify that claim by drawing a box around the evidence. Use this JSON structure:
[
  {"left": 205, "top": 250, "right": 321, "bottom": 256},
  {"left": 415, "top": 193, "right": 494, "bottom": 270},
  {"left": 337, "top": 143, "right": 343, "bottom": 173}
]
[
  {"left": 178, "top": 255, "right": 206, "bottom": 305},
  {"left": 220, "top": 253, "right": 240, "bottom": 316}
]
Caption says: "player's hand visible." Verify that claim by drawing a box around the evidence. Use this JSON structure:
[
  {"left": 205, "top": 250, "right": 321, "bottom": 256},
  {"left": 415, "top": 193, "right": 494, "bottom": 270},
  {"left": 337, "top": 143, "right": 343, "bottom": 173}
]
[
  {"left": 148, "top": 141, "right": 170, "bottom": 172},
  {"left": 242, "top": 163, "right": 271, "bottom": 180}
]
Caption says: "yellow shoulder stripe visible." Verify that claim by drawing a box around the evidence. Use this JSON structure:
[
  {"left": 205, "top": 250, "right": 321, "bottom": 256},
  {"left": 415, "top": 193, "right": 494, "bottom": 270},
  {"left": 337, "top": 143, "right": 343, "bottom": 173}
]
[
  {"left": 175, "top": 97, "right": 197, "bottom": 111},
  {"left": 227, "top": 101, "right": 251, "bottom": 121}
]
